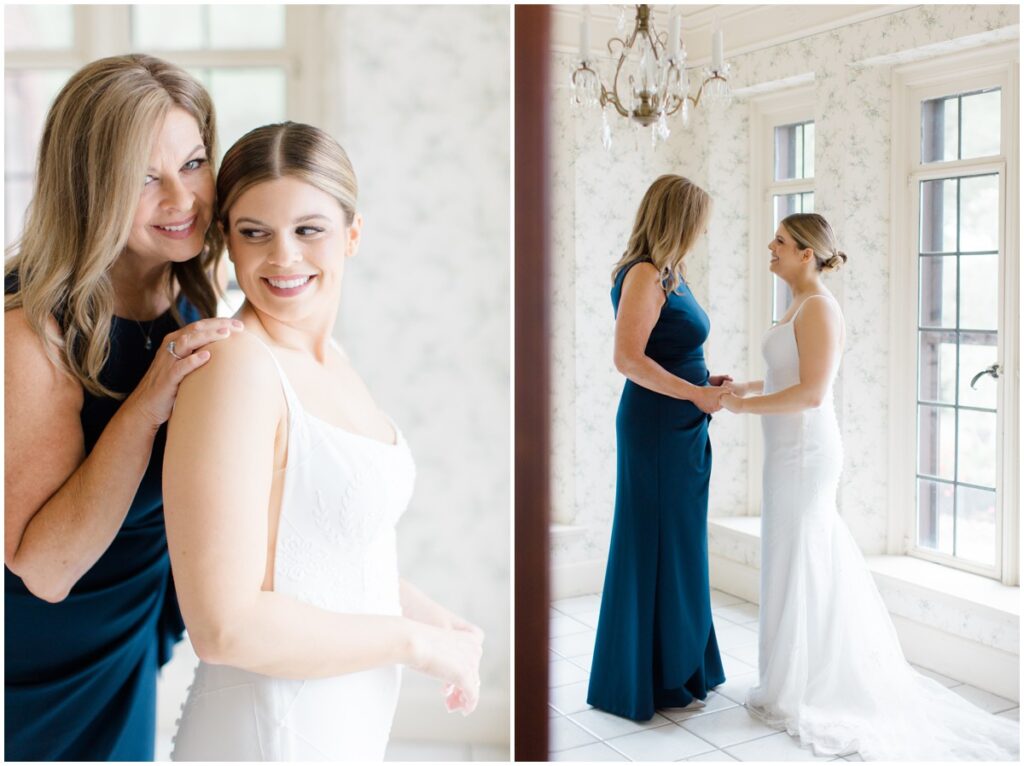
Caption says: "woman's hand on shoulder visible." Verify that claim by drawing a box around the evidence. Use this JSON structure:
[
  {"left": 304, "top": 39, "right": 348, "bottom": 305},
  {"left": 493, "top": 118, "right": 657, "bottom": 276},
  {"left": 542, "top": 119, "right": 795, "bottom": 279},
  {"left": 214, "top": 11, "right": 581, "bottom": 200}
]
[{"left": 125, "top": 317, "right": 245, "bottom": 432}]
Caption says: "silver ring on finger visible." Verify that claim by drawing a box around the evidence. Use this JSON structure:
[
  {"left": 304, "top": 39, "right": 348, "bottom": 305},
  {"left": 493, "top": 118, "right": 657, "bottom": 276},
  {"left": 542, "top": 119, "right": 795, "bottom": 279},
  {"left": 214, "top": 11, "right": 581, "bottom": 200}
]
[{"left": 168, "top": 340, "right": 186, "bottom": 360}]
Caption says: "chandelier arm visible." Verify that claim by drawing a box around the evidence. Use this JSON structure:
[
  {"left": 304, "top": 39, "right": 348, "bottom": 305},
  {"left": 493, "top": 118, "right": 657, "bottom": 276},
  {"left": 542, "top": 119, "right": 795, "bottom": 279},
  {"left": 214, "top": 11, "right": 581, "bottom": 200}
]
[
  {"left": 689, "top": 80, "right": 706, "bottom": 109},
  {"left": 606, "top": 36, "right": 627, "bottom": 56},
  {"left": 609, "top": 49, "right": 631, "bottom": 118},
  {"left": 642, "top": 27, "right": 662, "bottom": 62},
  {"left": 603, "top": 92, "right": 630, "bottom": 118}
]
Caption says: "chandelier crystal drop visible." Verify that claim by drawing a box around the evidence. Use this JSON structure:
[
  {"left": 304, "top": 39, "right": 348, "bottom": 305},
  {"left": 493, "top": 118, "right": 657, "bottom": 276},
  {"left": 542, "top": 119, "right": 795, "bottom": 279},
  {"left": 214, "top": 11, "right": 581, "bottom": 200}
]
[{"left": 570, "top": 5, "right": 732, "bottom": 149}]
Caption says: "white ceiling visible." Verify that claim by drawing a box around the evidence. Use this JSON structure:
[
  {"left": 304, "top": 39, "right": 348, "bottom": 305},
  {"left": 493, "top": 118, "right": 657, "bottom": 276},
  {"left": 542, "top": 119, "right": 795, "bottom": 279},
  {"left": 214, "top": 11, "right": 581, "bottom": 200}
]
[{"left": 551, "top": 5, "right": 916, "bottom": 64}]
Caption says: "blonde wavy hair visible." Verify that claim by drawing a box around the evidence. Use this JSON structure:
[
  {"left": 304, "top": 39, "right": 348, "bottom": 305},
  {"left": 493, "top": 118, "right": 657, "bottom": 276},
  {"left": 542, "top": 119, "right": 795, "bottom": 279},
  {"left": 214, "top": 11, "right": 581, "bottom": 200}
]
[
  {"left": 217, "top": 122, "right": 358, "bottom": 230},
  {"left": 5, "top": 54, "right": 222, "bottom": 398},
  {"left": 611, "top": 175, "right": 712, "bottom": 295},
  {"left": 780, "top": 213, "right": 848, "bottom": 272}
]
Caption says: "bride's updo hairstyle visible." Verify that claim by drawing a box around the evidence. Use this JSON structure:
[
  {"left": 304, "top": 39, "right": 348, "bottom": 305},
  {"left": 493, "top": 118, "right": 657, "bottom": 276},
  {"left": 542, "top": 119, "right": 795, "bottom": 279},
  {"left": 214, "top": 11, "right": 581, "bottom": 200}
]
[
  {"left": 780, "top": 213, "right": 848, "bottom": 273},
  {"left": 216, "top": 121, "right": 357, "bottom": 228},
  {"left": 611, "top": 174, "right": 712, "bottom": 296}
]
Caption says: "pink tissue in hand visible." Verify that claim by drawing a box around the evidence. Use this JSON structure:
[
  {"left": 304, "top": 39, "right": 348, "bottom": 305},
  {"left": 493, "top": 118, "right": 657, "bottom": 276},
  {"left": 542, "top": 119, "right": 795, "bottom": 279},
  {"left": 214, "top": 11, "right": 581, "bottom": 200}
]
[{"left": 443, "top": 683, "right": 469, "bottom": 714}]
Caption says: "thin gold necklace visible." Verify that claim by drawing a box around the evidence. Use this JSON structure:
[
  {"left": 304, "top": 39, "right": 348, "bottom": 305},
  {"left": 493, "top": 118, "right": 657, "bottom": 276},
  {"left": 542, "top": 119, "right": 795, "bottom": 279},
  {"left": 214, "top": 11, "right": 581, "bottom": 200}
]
[{"left": 132, "top": 317, "right": 157, "bottom": 350}]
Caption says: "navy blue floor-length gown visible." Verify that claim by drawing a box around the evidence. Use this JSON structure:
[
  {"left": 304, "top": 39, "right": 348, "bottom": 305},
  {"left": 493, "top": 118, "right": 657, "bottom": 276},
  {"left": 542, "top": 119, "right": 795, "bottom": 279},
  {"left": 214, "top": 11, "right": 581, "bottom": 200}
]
[
  {"left": 5, "top": 278, "right": 198, "bottom": 760},
  {"left": 587, "top": 259, "right": 726, "bottom": 721}
]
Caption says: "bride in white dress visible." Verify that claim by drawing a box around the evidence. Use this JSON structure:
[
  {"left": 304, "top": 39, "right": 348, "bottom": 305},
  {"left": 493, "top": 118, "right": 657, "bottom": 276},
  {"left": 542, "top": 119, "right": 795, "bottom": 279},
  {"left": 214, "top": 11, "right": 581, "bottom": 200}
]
[
  {"left": 162, "top": 122, "right": 483, "bottom": 761},
  {"left": 720, "top": 213, "right": 1018, "bottom": 760}
]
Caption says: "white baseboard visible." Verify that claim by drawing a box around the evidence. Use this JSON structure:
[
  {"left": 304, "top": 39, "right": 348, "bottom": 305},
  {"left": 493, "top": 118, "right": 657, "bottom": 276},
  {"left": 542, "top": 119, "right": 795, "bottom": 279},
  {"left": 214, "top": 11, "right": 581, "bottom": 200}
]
[
  {"left": 552, "top": 558, "right": 605, "bottom": 600},
  {"left": 709, "top": 552, "right": 761, "bottom": 604},
  {"left": 889, "top": 614, "right": 1020, "bottom": 703}
]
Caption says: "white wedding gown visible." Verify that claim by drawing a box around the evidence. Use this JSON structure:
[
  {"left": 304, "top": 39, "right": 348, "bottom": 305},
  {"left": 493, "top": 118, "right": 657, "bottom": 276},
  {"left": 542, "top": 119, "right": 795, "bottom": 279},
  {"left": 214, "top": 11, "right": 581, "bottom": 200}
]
[
  {"left": 171, "top": 338, "right": 416, "bottom": 761},
  {"left": 746, "top": 294, "right": 1019, "bottom": 760}
]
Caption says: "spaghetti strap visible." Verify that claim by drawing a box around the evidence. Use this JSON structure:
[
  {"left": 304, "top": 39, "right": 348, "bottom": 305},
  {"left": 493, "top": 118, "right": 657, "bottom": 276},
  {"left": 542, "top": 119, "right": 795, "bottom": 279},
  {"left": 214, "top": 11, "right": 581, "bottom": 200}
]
[
  {"left": 793, "top": 293, "right": 840, "bottom": 322},
  {"left": 245, "top": 333, "right": 301, "bottom": 425}
]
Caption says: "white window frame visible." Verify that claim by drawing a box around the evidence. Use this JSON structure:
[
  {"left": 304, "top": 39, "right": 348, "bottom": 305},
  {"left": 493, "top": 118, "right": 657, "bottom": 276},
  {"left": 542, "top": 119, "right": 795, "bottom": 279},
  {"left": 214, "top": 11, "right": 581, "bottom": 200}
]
[
  {"left": 746, "top": 83, "right": 816, "bottom": 516},
  {"left": 4, "top": 6, "right": 326, "bottom": 121},
  {"left": 889, "top": 43, "right": 1019, "bottom": 584}
]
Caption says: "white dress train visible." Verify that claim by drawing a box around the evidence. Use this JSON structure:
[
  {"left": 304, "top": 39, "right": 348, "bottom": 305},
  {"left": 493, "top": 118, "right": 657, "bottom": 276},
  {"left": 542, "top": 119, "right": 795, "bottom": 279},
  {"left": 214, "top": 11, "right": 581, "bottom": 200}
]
[
  {"left": 170, "top": 338, "right": 416, "bottom": 761},
  {"left": 747, "top": 293, "right": 1019, "bottom": 761}
]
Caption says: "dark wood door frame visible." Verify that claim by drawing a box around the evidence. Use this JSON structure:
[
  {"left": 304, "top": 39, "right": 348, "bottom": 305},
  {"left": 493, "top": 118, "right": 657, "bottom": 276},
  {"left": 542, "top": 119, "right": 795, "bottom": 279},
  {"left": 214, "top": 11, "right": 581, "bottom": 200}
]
[{"left": 514, "top": 4, "right": 551, "bottom": 761}]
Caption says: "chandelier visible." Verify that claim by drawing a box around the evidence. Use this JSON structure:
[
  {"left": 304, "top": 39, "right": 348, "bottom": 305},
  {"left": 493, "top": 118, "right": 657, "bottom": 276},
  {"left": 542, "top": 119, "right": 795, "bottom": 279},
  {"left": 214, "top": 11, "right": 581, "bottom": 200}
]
[{"left": 571, "top": 5, "right": 732, "bottom": 148}]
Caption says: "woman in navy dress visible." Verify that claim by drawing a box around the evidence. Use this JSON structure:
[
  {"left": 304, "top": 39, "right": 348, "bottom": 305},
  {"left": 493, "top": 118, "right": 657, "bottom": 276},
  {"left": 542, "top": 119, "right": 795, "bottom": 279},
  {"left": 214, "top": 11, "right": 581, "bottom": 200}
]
[
  {"left": 4, "top": 55, "right": 243, "bottom": 760},
  {"left": 587, "top": 175, "right": 731, "bottom": 721}
]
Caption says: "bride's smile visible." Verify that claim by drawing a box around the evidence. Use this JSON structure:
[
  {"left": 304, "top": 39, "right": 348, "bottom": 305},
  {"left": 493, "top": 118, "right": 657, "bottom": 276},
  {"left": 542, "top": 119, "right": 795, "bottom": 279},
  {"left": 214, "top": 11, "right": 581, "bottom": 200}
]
[{"left": 226, "top": 175, "right": 361, "bottom": 328}]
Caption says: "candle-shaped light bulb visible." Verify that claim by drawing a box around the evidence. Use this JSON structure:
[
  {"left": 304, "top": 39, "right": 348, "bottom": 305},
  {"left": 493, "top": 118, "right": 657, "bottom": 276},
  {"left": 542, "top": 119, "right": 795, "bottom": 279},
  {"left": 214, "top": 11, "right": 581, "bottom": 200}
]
[
  {"left": 580, "top": 7, "right": 591, "bottom": 62},
  {"left": 669, "top": 15, "right": 681, "bottom": 60},
  {"left": 711, "top": 28, "right": 724, "bottom": 72}
]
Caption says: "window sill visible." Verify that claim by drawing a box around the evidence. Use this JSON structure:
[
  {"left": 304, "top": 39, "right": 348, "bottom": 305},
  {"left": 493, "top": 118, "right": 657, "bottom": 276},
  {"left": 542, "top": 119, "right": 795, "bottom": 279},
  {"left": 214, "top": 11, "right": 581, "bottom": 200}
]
[
  {"left": 550, "top": 523, "right": 587, "bottom": 543},
  {"left": 708, "top": 515, "right": 1019, "bottom": 654}
]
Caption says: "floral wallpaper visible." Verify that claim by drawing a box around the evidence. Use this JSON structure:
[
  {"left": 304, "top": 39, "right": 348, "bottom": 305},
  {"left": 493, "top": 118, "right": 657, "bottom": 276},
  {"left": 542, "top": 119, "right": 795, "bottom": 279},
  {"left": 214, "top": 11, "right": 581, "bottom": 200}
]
[
  {"left": 336, "top": 5, "right": 510, "bottom": 739},
  {"left": 551, "top": 4, "right": 1018, "bottom": 575}
]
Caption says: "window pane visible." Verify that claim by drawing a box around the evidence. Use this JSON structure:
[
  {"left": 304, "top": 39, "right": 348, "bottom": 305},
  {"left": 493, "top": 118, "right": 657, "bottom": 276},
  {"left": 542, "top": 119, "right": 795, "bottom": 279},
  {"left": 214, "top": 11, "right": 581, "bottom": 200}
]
[
  {"left": 956, "top": 485, "right": 996, "bottom": 565},
  {"left": 5, "top": 69, "right": 72, "bottom": 175},
  {"left": 5, "top": 177, "right": 32, "bottom": 248},
  {"left": 918, "top": 404, "right": 956, "bottom": 480},
  {"left": 800, "top": 192, "right": 813, "bottom": 212},
  {"left": 209, "top": 6, "right": 285, "bottom": 48},
  {"left": 960, "top": 89, "right": 1000, "bottom": 160},
  {"left": 207, "top": 68, "right": 287, "bottom": 156},
  {"left": 803, "top": 122, "right": 814, "bottom": 178},
  {"left": 773, "top": 193, "right": 800, "bottom": 224},
  {"left": 958, "top": 332, "right": 998, "bottom": 410},
  {"left": 958, "top": 174, "right": 998, "bottom": 252},
  {"left": 921, "top": 96, "right": 958, "bottom": 163},
  {"left": 917, "top": 478, "right": 954, "bottom": 555},
  {"left": 5, "top": 5, "right": 74, "bottom": 50},
  {"left": 774, "top": 122, "right": 813, "bottom": 181},
  {"left": 958, "top": 253, "right": 998, "bottom": 331},
  {"left": 5, "top": 69, "right": 74, "bottom": 245},
  {"left": 918, "top": 256, "right": 956, "bottom": 328},
  {"left": 919, "top": 178, "right": 957, "bottom": 253},
  {"left": 131, "top": 5, "right": 205, "bottom": 50},
  {"left": 957, "top": 409, "right": 996, "bottom": 488},
  {"left": 918, "top": 331, "right": 957, "bottom": 404},
  {"left": 772, "top": 278, "right": 792, "bottom": 323}
]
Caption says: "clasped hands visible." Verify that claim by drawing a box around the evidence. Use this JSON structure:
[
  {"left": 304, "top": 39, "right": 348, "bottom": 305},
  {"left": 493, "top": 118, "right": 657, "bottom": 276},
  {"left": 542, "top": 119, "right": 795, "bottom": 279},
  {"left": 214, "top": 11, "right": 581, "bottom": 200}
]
[{"left": 697, "top": 374, "right": 748, "bottom": 414}]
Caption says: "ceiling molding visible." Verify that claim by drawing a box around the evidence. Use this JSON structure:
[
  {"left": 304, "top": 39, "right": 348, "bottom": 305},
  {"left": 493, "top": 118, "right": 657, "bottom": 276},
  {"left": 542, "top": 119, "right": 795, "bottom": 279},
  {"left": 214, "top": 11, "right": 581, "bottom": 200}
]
[{"left": 552, "top": 5, "right": 917, "bottom": 65}]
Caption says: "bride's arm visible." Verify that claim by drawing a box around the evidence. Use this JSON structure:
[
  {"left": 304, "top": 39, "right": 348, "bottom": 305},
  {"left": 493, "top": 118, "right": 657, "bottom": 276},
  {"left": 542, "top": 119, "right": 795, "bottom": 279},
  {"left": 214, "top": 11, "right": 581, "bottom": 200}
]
[
  {"left": 732, "top": 380, "right": 764, "bottom": 397},
  {"left": 163, "top": 336, "right": 480, "bottom": 689},
  {"left": 722, "top": 300, "right": 841, "bottom": 415},
  {"left": 400, "top": 579, "right": 484, "bottom": 639}
]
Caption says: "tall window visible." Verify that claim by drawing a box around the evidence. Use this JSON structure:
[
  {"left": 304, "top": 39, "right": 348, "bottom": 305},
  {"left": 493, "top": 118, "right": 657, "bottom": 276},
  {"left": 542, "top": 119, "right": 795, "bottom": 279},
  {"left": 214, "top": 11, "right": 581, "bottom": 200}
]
[
  {"left": 769, "top": 119, "right": 815, "bottom": 322},
  {"left": 747, "top": 85, "right": 815, "bottom": 515},
  {"left": 915, "top": 89, "right": 1002, "bottom": 571},
  {"left": 4, "top": 5, "right": 76, "bottom": 248},
  {"left": 894, "top": 47, "right": 1018, "bottom": 584}
]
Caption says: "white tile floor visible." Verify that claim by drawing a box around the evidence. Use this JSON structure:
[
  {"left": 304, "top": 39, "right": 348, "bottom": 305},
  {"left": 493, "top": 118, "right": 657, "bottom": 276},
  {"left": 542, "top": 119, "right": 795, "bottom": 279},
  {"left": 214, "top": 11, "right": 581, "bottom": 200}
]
[{"left": 549, "top": 589, "right": 1019, "bottom": 762}]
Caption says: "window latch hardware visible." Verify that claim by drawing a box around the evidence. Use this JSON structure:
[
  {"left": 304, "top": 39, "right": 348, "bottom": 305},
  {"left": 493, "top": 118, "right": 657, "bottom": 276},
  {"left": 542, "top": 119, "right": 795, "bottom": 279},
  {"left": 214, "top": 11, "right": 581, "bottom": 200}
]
[{"left": 969, "top": 363, "right": 1001, "bottom": 389}]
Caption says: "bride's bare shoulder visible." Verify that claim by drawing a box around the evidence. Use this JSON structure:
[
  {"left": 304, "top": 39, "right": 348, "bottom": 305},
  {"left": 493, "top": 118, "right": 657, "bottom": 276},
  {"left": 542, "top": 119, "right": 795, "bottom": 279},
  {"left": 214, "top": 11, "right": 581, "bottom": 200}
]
[
  {"left": 175, "top": 329, "right": 280, "bottom": 403},
  {"left": 798, "top": 293, "right": 843, "bottom": 321}
]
